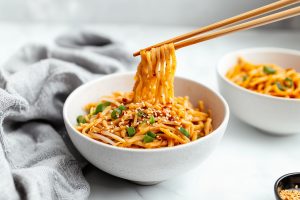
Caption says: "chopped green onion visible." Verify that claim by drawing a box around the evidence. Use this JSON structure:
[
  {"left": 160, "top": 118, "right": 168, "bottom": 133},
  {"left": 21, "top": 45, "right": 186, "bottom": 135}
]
[
  {"left": 149, "top": 115, "right": 155, "bottom": 124},
  {"left": 143, "top": 135, "right": 154, "bottom": 143},
  {"left": 94, "top": 102, "right": 111, "bottom": 114},
  {"left": 137, "top": 110, "right": 145, "bottom": 117},
  {"left": 76, "top": 115, "right": 86, "bottom": 124},
  {"left": 146, "top": 131, "right": 156, "bottom": 138},
  {"left": 276, "top": 81, "right": 285, "bottom": 91},
  {"left": 103, "top": 101, "right": 111, "bottom": 106},
  {"left": 111, "top": 108, "right": 122, "bottom": 119},
  {"left": 126, "top": 127, "right": 136, "bottom": 137},
  {"left": 284, "top": 77, "right": 294, "bottom": 88},
  {"left": 94, "top": 104, "right": 104, "bottom": 114},
  {"left": 143, "top": 131, "right": 156, "bottom": 143},
  {"left": 242, "top": 75, "right": 248, "bottom": 82},
  {"left": 263, "top": 66, "right": 276, "bottom": 75},
  {"left": 118, "top": 105, "right": 126, "bottom": 111},
  {"left": 179, "top": 127, "right": 190, "bottom": 137},
  {"left": 110, "top": 105, "right": 125, "bottom": 119}
]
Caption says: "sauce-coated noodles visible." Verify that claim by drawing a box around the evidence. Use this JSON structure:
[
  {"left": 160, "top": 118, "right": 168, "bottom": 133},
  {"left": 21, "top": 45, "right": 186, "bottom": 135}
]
[
  {"left": 76, "top": 44, "right": 213, "bottom": 148},
  {"left": 226, "top": 57, "right": 300, "bottom": 98},
  {"left": 133, "top": 44, "right": 176, "bottom": 104}
]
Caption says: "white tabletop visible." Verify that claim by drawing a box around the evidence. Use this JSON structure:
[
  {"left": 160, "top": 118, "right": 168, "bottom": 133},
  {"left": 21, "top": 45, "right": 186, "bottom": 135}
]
[{"left": 1, "top": 23, "right": 300, "bottom": 200}]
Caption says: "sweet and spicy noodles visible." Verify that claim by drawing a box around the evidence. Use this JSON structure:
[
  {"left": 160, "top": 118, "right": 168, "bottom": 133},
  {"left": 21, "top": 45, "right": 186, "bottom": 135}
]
[
  {"left": 226, "top": 57, "right": 300, "bottom": 99},
  {"left": 76, "top": 44, "right": 213, "bottom": 149}
]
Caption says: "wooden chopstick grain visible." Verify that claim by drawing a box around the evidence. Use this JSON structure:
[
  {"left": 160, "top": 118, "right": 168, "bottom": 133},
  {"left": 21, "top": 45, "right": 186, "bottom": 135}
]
[{"left": 174, "top": 6, "right": 300, "bottom": 49}]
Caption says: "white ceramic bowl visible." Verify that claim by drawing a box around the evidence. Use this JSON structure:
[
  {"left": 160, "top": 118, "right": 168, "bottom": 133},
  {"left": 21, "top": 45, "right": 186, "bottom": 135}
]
[
  {"left": 217, "top": 48, "right": 300, "bottom": 135},
  {"left": 63, "top": 72, "right": 229, "bottom": 185}
]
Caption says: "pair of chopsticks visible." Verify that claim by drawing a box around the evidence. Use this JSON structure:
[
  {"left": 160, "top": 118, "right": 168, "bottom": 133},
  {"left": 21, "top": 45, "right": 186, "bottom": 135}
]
[{"left": 133, "top": 0, "right": 300, "bottom": 57}]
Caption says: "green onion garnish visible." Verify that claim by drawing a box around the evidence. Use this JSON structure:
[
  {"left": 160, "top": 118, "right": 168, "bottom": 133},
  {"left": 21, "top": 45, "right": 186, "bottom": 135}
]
[
  {"left": 111, "top": 108, "right": 122, "bottom": 119},
  {"left": 118, "top": 105, "right": 126, "bottom": 111},
  {"left": 242, "top": 75, "right": 248, "bottom": 82},
  {"left": 143, "top": 131, "right": 156, "bottom": 143},
  {"left": 284, "top": 77, "right": 294, "bottom": 88},
  {"left": 137, "top": 110, "right": 145, "bottom": 117},
  {"left": 103, "top": 101, "right": 111, "bottom": 106},
  {"left": 263, "top": 66, "right": 276, "bottom": 75},
  {"left": 149, "top": 115, "right": 155, "bottom": 124},
  {"left": 146, "top": 131, "right": 156, "bottom": 138},
  {"left": 76, "top": 115, "right": 86, "bottom": 124},
  {"left": 126, "top": 127, "right": 136, "bottom": 137},
  {"left": 143, "top": 135, "right": 154, "bottom": 143},
  {"left": 94, "top": 102, "right": 111, "bottom": 114},
  {"left": 110, "top": 105, "right": 125, "bottom": 119},
  {"left": 276, "top": 81, "right": 285, "bottom": 91},
  {"left": 179, "top": 127, "right": 190, "bottom": 137}
]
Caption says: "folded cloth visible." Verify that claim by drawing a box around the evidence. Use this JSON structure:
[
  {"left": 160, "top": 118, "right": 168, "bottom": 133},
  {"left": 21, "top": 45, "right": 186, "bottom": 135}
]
[{"left": 0, "top": 31, "right": 134, "bottom": 200}]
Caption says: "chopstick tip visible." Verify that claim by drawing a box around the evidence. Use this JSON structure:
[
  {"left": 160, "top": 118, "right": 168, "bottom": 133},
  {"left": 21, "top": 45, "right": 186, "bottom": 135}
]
[{"left": 133, "top": 51, "right": 140, "bottom": 57}]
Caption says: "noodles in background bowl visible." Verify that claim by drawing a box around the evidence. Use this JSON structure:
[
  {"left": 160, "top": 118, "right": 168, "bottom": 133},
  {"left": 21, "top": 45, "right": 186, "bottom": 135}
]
[
  {"left": 226, "top": 57, "right": 300, "bottom": 98},
  {"left": 76, "top": 44, "right": 213, "bottom": 149}
]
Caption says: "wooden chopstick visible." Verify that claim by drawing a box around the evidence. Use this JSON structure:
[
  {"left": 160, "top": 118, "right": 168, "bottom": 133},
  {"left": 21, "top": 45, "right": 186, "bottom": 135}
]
[
  {"left": 133, "top": 0, "right": 300, "bottom": 56},
  {"left": 174, "top": 6, "right": 300, "bottom": 50}
]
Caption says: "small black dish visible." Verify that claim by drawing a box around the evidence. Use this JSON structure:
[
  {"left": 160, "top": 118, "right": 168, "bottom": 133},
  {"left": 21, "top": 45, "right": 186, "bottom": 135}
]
[{"left": 274, "top": 172, "right": 300, "bottom": 200}]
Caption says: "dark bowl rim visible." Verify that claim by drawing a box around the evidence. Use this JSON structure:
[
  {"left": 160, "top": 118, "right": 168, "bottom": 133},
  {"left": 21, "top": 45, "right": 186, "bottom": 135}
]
[{"left": 274, "top": 172, "right": 300, "bottom": 199}]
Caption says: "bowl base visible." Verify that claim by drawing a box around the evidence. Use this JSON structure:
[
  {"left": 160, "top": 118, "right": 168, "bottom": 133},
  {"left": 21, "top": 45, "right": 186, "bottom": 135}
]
[
  {"left": 131, "top": 180, "right": 162, "bottom": 186},
  {"left": 254, "top": 126, "right": 299, "bottom": 136}
]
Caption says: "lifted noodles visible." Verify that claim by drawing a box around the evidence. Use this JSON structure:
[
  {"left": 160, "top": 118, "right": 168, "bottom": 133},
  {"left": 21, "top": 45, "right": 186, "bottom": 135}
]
[{"left": 76, "top": 44, "right": 213, "bottom": 149}]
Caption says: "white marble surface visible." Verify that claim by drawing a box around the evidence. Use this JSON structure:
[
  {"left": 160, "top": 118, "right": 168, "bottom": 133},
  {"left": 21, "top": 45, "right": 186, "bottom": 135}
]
[{"left": 1, "top": 23, "right": 300, "bottom": 200}]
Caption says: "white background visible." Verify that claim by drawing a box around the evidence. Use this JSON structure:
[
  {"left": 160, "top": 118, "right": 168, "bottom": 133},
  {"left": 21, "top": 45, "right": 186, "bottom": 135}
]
[
  {"left": 1, "top": 23, "right": 299, "bottom": 200},
  {"left": 0, "top": 0, "right": 300, "bottom": 199},
  {"left": 0, "top": 0, "right": 299, "bottom": 28}
]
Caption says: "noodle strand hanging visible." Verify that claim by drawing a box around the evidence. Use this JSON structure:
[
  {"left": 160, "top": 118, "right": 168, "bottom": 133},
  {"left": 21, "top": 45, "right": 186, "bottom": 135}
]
[{"left": 76, "top": 43, "right": 213, "bottom": 149}]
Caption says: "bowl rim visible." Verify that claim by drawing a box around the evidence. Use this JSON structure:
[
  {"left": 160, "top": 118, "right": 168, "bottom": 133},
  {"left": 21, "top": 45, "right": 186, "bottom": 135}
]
[
  {"left": 217, "top": 47, "right": 300, "bottom": 102},
  {"left": 274, "top": 172, "right": 300, "bottom": 199},
  {"left": 63, "top": 72, "right": 230, "bottom": 153}
]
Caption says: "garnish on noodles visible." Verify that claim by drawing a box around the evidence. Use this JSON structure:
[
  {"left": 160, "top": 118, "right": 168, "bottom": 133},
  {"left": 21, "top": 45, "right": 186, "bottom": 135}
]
[
  {"left": 76, "top": 44, "right": 213, "bottom": 149},
  {"left": 226, "top": 57, "right": 300, "bottom": 98}
]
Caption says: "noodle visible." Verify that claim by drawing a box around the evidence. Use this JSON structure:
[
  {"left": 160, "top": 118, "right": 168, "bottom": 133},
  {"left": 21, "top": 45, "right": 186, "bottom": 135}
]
[
  {"left": 76, "top": 44, "right": 213, "bottom": 149},
  {"left": 226, "top": 57, "right": 300, "bottom": 98}
]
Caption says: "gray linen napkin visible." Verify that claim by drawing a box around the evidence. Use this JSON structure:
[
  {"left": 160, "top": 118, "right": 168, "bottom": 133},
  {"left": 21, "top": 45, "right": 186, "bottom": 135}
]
[{"left": 0, "top": 31, "right": 134, "bottom": 200}]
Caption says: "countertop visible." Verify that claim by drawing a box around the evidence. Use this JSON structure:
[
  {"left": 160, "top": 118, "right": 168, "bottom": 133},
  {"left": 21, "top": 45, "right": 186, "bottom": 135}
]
[{"left": 1, "top": 23, "right": 300, "bottom": 200}]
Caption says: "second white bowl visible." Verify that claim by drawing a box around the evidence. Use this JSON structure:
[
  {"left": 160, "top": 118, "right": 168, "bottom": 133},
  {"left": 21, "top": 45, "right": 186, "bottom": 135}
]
[{"left": 217, "top": 48, "right": 300, "bottom": 135}]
